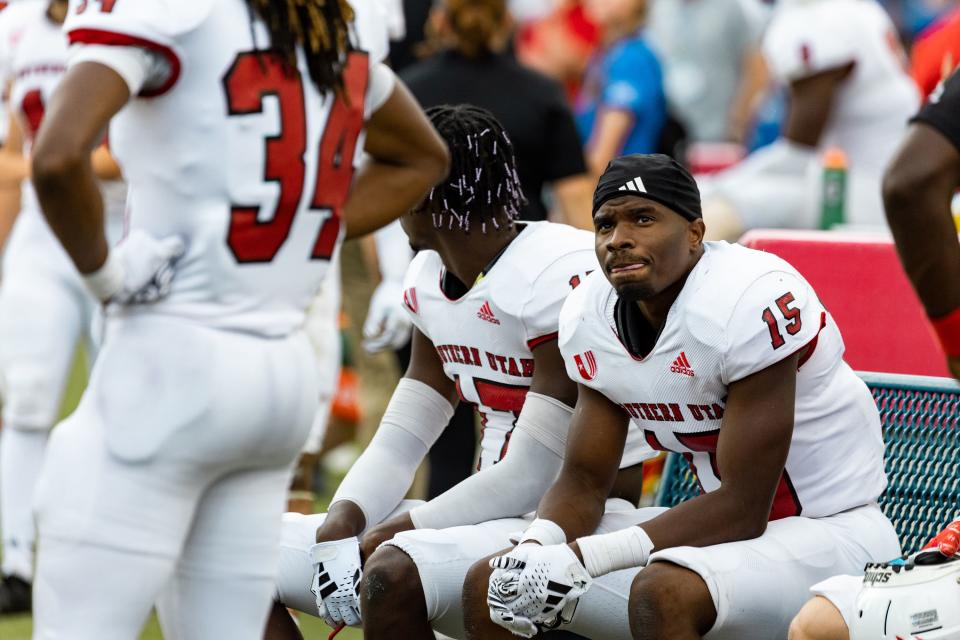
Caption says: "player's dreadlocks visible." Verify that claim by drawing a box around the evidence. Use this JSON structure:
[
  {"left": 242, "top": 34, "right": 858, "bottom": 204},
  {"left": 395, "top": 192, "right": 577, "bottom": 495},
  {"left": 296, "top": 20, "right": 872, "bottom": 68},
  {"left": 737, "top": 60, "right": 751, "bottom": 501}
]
[
  {"left": 417, "top": 105, "right": 526, "bottom": 233},
  {"left": 246, "top": 0, "right": 356, "bottom": 93}
]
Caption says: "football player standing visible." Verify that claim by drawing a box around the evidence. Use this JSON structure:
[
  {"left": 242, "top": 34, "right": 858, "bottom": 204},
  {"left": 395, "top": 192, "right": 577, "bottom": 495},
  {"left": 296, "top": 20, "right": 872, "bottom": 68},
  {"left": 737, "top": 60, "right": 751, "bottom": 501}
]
[{"left": 27, "top": 0, "right": 448, "bottom": 638}]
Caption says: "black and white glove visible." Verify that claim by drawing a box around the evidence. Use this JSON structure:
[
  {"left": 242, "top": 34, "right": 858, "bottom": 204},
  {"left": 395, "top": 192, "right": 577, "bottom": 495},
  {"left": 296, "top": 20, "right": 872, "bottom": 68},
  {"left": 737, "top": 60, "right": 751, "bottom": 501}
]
[
  {"left": 82, "top": 230, "right": 185, "bottom": 304},
  {"left": 362, "top": 279, "right": 412, "bottom": 353},
  {"left": 310, "top": 537, "right": 363, "bottom": 628},
  {"left": 487, "top": 544, "right": 592, "bottom": 638}
]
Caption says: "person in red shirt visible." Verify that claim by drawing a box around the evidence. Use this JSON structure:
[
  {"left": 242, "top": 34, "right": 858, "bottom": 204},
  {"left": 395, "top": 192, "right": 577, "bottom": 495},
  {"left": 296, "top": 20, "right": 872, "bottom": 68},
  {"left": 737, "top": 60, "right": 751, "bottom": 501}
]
[{"left": 910, "top": 5, "right": 960, "bottom": 99}]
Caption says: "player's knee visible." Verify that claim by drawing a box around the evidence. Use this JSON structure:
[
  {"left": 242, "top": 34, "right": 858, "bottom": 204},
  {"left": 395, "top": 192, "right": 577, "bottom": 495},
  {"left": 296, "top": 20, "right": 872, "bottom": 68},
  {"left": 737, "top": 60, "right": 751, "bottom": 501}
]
[
  {"left": 461, "top": 557, "right": 493, "bottom": 633},
  {"left": 788, "top": 597, "right": 849, "bottom": 640},
  {"left": 628, "top": 562, "right": 714, "bottom": 640},
  {"left": 359, "top": 546, "right": 423, "bottom": 612}
]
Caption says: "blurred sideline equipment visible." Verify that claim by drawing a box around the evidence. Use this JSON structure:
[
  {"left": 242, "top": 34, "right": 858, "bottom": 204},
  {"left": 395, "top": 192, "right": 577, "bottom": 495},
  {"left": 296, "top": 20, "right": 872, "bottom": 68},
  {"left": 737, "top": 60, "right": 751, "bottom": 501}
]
[
  {"left": 741, "top": 229, "right": 951, "bottom": 377},
  {"left": 851, "top": 554, "right": 960, "bottom": 640},
  {"left": 700, "top": 0, "right": 918, "bottom": 237},
  {"left": 819, "top": 148, "right": 846, "bottom": 229}
]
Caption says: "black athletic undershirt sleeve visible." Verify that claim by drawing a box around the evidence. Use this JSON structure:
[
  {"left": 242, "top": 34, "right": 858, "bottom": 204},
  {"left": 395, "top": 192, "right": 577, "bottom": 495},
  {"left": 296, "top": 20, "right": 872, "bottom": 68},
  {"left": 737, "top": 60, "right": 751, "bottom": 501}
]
[{"left": 912, "top": 67, "right": 960, "bottom": 153}]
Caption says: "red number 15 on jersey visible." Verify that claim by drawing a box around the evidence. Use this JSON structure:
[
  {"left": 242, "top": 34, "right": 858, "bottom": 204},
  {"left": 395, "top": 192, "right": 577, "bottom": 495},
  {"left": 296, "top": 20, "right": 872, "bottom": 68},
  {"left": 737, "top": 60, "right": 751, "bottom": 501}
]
[{"left": 223, "top": 50, "right": 369, "bottom": 264}]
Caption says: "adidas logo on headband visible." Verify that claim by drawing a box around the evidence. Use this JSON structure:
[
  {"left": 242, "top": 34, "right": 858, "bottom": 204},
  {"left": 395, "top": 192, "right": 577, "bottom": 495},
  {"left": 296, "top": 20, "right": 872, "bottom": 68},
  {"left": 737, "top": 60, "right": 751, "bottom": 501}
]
[{"left": 618, "top": 176, "right": 646, "bottom": 193}]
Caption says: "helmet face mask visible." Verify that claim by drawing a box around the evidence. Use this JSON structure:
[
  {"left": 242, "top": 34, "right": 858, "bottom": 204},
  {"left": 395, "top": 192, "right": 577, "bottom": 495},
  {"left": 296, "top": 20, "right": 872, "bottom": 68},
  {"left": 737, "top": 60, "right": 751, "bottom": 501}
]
[{"left": 851, "top": 555, "right": 960, "bottom": 640}]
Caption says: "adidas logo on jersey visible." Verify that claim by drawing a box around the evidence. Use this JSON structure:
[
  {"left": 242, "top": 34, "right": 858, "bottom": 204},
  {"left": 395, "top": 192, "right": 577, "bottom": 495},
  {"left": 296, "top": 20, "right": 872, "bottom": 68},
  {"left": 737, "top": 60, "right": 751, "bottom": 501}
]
[
  {"left": 670, "top": 352, "right": 695, "bottom": 377},
  {"left": 618, "top": 176, "right": 646, "bottom": 193},
  {"left": 477, "top": 301, "right": 500, "bottom": 325}
]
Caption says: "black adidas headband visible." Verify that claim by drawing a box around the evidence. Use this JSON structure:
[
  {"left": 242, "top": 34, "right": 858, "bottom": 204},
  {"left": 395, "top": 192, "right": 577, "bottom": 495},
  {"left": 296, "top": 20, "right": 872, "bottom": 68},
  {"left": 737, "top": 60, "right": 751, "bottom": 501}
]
[{"left": 592, "top": 153, "right": 702, "bottom": 221}]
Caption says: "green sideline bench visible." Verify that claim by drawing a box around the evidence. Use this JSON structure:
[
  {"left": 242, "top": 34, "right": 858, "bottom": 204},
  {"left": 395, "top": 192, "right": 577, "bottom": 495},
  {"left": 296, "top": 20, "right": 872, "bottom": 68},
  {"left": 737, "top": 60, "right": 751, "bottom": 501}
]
[{"left": 654, "top": 372, "right": 960, "bottom": 554}]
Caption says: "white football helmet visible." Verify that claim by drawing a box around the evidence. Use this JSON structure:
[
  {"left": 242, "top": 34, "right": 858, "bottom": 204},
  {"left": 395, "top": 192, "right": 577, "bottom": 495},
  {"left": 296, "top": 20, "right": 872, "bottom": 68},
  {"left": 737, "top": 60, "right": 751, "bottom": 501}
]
[{"left": 851, "top": 552, "right": 960, "bottom": 640}]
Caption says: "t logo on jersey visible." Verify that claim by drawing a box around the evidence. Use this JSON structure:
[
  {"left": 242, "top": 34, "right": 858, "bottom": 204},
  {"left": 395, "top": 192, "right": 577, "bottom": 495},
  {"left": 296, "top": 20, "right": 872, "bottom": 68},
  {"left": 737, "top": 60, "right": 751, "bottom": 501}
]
[
  {"left": 403, "top": 288, "right": 418, "bottom": 314},
  {"left": 573, "top": 351, "right": 598, "bottom": 381}
]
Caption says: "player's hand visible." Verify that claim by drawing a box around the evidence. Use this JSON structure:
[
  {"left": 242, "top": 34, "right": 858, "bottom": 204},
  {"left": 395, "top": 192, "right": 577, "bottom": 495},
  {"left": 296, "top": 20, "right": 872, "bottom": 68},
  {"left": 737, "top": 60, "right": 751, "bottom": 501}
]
[
  {"left": 922, "top": 519, "right": 960, "bottom": 557},
  {"left": 486, "top": 543, "right": 592, "bottom": 637},
  {"left": 87, "top": 230, "right": 186, "bottom": 304},
  {"left": 310, "top": 537, "right": 363, "bottom": 628},
  {"left": 360, "top": 513, "right": 415, "bottom": 561},
  {"left": 362, "top": 279, "right": 411, "bottom": 353}
]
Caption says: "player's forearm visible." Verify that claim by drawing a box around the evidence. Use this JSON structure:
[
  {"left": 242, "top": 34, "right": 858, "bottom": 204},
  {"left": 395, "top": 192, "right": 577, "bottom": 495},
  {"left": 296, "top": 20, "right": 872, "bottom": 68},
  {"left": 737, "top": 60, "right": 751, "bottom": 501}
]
[
  {"left": 534, "top": 469, "right": 609, "bottom": 542},
  {"left": 343, "top": 156, "right": 446, "bottom": 240},
  {"left": 640, "top": 486, "right": 770, "bottom": 551},
  {"left": 32, "top": 150, "right": 109, "bottom": 274},
  {"left": 329, "top": 377, "right": 454, "bottom": 535},
  {"left": 328, "top": 422, "right": 429, "bottom": 536},
  {"left": 315, "top": 500, "right": 368, "bottom": 542},
  {"left": 409, "top": 429, "right": 564, "bottom": 530}
]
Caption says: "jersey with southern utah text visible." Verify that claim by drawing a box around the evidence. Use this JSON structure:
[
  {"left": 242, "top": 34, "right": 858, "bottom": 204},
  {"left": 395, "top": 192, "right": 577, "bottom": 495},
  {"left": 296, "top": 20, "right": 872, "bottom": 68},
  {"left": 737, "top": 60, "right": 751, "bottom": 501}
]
[
  {"left": 5, "top": 8, "right": 125, "bottom": 261},
  {"left": 63, "top": 0, "right": 392, "bottom": 336},
  {"left": 559, "top": 241, "right": 887, "bottom": 520},
  {"left": 402, "top": 221, "right": 651, "bottom": 471}
]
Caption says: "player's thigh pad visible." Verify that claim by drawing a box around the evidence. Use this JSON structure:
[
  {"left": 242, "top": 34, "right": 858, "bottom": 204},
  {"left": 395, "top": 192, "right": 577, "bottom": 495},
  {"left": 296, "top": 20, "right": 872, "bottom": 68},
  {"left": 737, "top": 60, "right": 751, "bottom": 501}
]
[
  {"left": 809, "top": 574, "right": 864, "bottom": 631},
  {"left": 648, "top": 503, "right": 900, "bottom": 640},
  {"left": 35, "top": 315, "right": 320, "bottom": 554},
  {"left": 276, "top": 500, "right": 424, "bottom": 615},
  {"left": 0, "top": 271, "right": 91, "bottom": 428}
]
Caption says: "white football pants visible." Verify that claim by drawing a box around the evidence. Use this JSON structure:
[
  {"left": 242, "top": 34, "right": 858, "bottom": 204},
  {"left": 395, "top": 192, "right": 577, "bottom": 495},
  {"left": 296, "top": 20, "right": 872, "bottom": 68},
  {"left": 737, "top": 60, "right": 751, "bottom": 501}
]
[{"left": 31, "top": 313, "right": 319, "bottom": 640}]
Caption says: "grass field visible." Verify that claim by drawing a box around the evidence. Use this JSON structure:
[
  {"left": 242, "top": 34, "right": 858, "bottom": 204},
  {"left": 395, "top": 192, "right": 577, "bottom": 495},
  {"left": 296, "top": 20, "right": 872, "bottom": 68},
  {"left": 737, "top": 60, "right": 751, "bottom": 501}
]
[{"left": 0, "top": 242, "right": 395, "bottom": 639}]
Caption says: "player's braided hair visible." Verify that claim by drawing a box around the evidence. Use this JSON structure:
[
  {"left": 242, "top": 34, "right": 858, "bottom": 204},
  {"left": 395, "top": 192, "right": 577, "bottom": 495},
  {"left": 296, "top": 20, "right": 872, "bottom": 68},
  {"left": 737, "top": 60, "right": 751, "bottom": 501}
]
[
  {"left": 246, "top": 0, "right": 356, "bottom": 93},
  {"left": 417, "top": 104, "right": 526, "bottom": 233}
]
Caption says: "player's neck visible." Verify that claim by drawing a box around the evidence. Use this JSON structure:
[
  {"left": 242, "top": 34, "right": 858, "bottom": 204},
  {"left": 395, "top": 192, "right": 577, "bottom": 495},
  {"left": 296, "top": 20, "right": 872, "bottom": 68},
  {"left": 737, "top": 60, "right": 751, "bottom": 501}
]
[
  {"left": 437, "top": 225, "right": 519, "bottom": 288},
  {"left": 636, "top": 247, "right": 704, "bottom": 329}
]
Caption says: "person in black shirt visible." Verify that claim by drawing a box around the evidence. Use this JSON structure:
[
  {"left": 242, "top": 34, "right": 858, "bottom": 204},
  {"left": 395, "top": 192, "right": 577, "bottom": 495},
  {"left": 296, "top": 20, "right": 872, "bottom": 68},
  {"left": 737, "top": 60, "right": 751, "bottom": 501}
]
[{"left": 402, "top": 0, "right": 593, "bottom": 227}]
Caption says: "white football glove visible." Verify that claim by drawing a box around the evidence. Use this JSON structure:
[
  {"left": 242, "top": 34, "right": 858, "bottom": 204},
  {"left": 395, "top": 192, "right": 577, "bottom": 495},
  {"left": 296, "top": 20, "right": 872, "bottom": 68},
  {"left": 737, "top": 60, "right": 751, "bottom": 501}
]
[
  {"left": 362, "top": 279, "right": 411, "bottom": 353},
  {"left": 82, "top": 230, "right": 186, "bottom": 304},
  {"left": 309, "top": 537, "right": 363, "bottom": 628},
  {"left": 487, "top": 544, "right": 592, "bottom": 638}
]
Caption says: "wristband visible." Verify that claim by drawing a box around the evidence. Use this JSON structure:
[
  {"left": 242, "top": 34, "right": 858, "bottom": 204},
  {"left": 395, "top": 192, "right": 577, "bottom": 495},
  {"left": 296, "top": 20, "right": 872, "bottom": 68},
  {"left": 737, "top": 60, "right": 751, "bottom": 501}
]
[
  {"left": 81, "top": 251, "right": 124, "bottom": 302},
  {"left": 930, "top": 308, "right": 960, "bottom": 357},
  {"left": 519, "top": 518, "right": 566, "bottom": 546},
  {"left": 576, "top": 526, "right": 655, "bottom": 578}
]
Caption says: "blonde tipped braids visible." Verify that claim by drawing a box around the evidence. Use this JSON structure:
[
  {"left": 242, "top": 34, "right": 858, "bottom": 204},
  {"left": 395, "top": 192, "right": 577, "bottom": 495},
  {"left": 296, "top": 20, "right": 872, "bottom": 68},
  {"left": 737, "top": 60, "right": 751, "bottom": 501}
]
[{"left": 248, "top": 0, "right": 357, "bottom": 93}]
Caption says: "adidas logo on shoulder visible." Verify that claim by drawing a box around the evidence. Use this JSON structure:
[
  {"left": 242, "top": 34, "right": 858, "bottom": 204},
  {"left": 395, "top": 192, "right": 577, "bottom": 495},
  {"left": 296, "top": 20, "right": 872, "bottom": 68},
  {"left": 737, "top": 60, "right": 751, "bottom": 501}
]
[
  {"left": 477, "top": 301, "right": 500, "bottom": 325},
  {"left": 670, "top": 351, "right": 694, "bottom": 377}
]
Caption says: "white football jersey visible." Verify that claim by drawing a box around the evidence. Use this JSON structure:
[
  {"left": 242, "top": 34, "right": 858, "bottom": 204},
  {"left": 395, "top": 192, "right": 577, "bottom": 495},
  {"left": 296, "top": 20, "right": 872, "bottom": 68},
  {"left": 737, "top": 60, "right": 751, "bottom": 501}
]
[
  {"left": 559, "top": 241, "right": 887, "bottom": 520},
  {"left": 0, "top": 1, "right": 44, "bottom": 144},
  {"left": 63, "top": 0, "right": 393, "bottom": 336},
  {"left": 402, "top": 221, "right": 652, "bottom": 471},
  {"left": 763, "top": 0, "right": 918, "bottom": 224},
  {"left": 4, "top": 8, "right": 125, "bottom": 264}
]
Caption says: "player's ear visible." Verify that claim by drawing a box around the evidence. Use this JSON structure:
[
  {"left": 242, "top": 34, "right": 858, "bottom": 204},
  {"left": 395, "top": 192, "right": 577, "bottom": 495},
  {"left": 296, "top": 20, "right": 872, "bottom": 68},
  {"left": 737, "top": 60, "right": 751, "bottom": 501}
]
[{"left": 688, "top": 218, "right": 706, "bottom": 248}]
